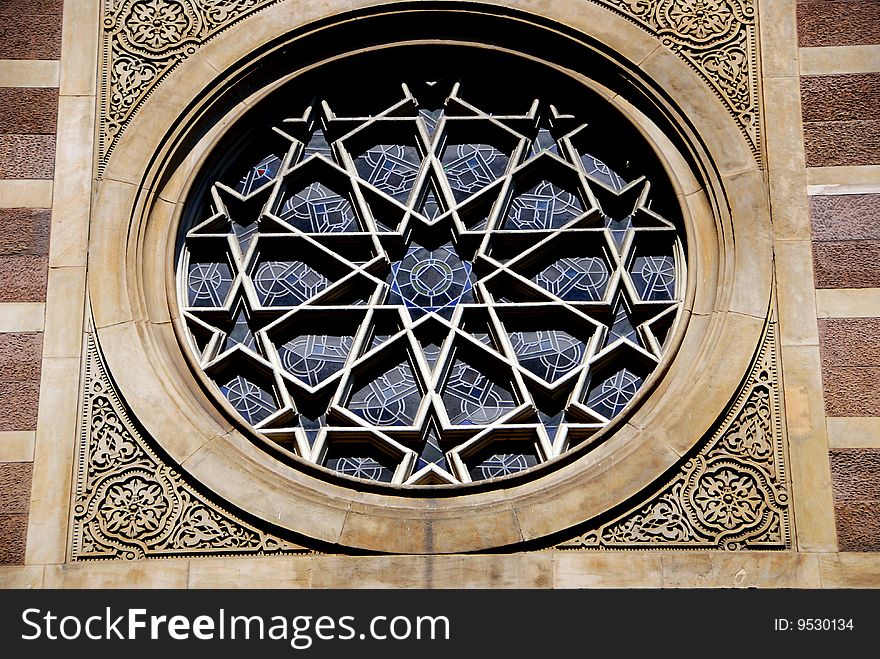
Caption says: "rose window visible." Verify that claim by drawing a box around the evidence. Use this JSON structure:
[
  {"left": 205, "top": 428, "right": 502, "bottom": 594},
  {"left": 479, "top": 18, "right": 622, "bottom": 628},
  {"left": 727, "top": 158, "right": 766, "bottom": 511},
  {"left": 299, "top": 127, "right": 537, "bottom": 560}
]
[{"left": 176, "top": 57, "right": 686, "bottom": 487}]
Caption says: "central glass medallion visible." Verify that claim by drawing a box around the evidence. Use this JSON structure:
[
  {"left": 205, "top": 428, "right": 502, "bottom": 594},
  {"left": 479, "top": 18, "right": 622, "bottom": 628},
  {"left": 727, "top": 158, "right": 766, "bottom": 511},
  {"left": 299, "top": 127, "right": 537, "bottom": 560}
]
[{"left": 178, "top": 70, "right": 685, "bottom": 487}]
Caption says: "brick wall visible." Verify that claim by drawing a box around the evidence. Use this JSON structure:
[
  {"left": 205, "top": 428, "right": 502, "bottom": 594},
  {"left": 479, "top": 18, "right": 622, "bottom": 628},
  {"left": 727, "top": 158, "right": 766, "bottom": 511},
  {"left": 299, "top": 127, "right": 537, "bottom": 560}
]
[
  {"left": 0, "top": 0, "right": 63, "bottom": 564},
  {"left": 799, "top": 0, "right": 880, "bottom": 551}
]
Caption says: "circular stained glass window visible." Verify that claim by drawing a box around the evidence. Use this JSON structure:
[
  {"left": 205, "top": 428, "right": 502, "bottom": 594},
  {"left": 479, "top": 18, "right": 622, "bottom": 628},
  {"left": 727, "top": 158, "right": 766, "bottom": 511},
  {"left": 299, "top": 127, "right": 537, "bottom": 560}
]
[{"left": 176, "top": 47, "right": 686, "bottom": 487}]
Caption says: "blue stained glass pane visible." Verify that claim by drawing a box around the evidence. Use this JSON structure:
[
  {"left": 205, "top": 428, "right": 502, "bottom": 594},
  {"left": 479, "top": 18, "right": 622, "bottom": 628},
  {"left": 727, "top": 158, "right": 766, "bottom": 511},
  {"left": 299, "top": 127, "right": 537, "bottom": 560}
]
[
  {"left": 420, "top": 342, "right": 442, "bottom": 369},
  {"left": 187, "top": 261, "right": 232, "bottom": 307},
  {"left": 419, "top": 109, "right": 444, "bottom": 137},
  {"left": 235, "top": 154, "right": 282, "bottom": 195},
  {"left": 416, "top": 188, "right": 443, "bottom": 221},
  {"left": 253, "top": 260, "right": 330, "bottom": 306},
  {"left": 441, "top": 144, "right": 509, "bottom": 202},
  {"left": 223, "top": 307, "right": 258, "bottom": 353},
  {"left": 606, "top": 305, "right": 639, "bottom": 347},
  {"left": 416, "top": 428, "right": 448, "bottom": 471},
  {"left": 349, "top": 361, "right": 421, "bottom": 426},
  {"left": 532, "top": 256, "right": 609, "bottom": 301},
  {"left": 528, "top": 129, "right": 559, "bottom": 159},
  {"left": 388, "top": 244, "right": 474, "bottom": 318},
  {"left": 508, "top": 329, "right": 586, "bottom": 382},
  {"left": 355, "top": 144, "right": 421, "bottom": 202},
  {"left": 304, "top": 129, "right": 332, "bottom": 160},
  {"left": 586, "top": 368, "right": 643, "bottom": 419},
  {"left": 278, "top": 334, "right": 354, "bottom": 386},
  {"left": 580, "top": 152, "right": 626, "bottom": 191},
  {"left": 443, "top": 360, "right": 516, "bottom": 425},
  {"left": 220, "top": 374, "right": 277, "bottom": 424},
  {"left": 631, "top": 255, "right": 675, "bottom": 301},
  {"left": 470, "top": 452, "right": 537, "bottom": 481},
  {"left": 297, "top": 413, "right": 326, "bottom": 447},
  {"left": 505, "top": 181, "right": 582, "bottom": 230},
  {"left": 325, "top": 454, "right": 393, "bottom": 482},
  {"left": 279, "top": 182, "right": 357, "bottom": 233}
]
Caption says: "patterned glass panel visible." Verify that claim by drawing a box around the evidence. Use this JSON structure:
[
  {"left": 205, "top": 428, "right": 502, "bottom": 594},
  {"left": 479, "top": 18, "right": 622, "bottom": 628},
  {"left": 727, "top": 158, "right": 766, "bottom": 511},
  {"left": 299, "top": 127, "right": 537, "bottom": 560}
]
[
  {"left": 389, "top": 244, "right": 474, "bottom": 319},
  {"left": 631, "top": 255, "right": 676, "bottom": 301},
  {"left": 187, "top": 261, "right": 232, "bottom": 307},
  {"left": 532, "top": 256, "right": 609, "bottom": 302},
  {"left": 470, "top": 452, "right": 537, "bottom": 481},
  {"left": 235, "top": 154, "right": 282, "bottom": 195},
  {"left": 325, "top": 454, "right": 394, "bottom": 483},
  {"left": 580, "top": 152, "right": 626, "bottom": 191},
  {"left": 355, "top": 144, "right": 422, "bottom": 202},
  {"left": 586, "top": 368, "right": 644, "bottom": 419},
  {"left": 278, "top": 334, "right": 354, "bottom": 386},
  {"left": 504, "top": 181, "right": 582, "bottom": 230},
  {"left": 443, "top": 361, "right": 516, "bottom": 425},
  {"left": 441, "top": 144, "right": 509, "bottom": 202},
  {"left": 508, "top": 329, "right": 587, "bottom": 382},
  {"left": 220, "top": 375, "right": 277, "bottom": 425},
  {"left": 349, "top": 361, "right": 421, "bottom": 426},
  {"left": 253, "top": 260, "right": 330, "bottom": 306},
  {"left": 278, "top": 182, "right": 357, "bottom": 233}
]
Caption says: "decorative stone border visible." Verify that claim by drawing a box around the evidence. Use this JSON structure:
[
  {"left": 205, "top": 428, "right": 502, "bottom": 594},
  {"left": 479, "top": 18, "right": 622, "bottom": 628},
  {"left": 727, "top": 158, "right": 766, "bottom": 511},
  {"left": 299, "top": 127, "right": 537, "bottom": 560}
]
[{"left": 86, "top": 2, "right": 775, "bottom": 553}]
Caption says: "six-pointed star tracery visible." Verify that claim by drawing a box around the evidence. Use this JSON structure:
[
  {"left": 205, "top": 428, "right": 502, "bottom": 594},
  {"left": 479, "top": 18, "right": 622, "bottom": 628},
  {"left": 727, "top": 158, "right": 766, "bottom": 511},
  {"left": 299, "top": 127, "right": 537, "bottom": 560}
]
[{"left": 178, "top": 82, "right": 685, "bottom": 485}]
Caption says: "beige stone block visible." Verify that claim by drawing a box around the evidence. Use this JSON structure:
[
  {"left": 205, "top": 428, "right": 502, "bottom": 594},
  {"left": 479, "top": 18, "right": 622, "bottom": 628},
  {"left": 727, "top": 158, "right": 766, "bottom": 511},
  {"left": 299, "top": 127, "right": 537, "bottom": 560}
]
[
  {"left": 0, "top": 59, "right": 60, "bottom": 87},
  {"left": 43, "top": 560, "right": 190, "bottom": 588},
  {"left": 779, "top": 344, "right": 838, "bottom": 552},
  {"left": 721, "top": 169, "right": 774, "bottom": 320},
  {"left": 182, "top": 434, "right": 349, "bottom": 546},
  {"left": 339, "top": 494, "right": 521, "bottom": 554},
  {"left": 758, "top": 0, "right": 799, "bottom": 78},
  {"left": 25, "top": 357, "right": 81, "bottom": 565},
  {"left": 800, "top": 45, "right": 880, "bottom": 77},
  {"left": 0, "top": 565, "right": 44, "bottom": 588},
  {"left": 660, "top": 553, "right": 821, "bottom": 588},
  {"left": 775, "top": 240, "right": 820, "bottom": 347},
  {"left": 816, "top": 288, "right": 880, "bottom": 318},
  {"left": 58, "top": 0, "right": 100, "bottom": 97},
  {"left": 806, "top": 165, "right": 880, "bottom": 196},
  {"left": 0, "top": 302, "right": 45, "bottom": 332},
  {"left": 0, "top": 431, "right": 36, "bottom": 462},
  {"left": 0, "top": 180, "right": 53, "bottom": 209},
  {"left": 827, "top": 417, "right": 880, "bottom": 449},
  {"left": 49, "top": 95, "right": 96, "bottom": 269},
  {"left": 88, "top": 178, "right": 140, "bottom": 328},
  {"left": 41, "top": 266, "right": 85, "bottom": 359},
  {"left": 680, "top": 190, "right": 720, "bottom": 317},
  {"left": 311, "top": 553, "right": 554, "bottom": 588},
  {"left": 189, "top": 556, "right": 313, "bottom": 588},
  {"left": 763, "top": 77, "right": 811, "bottom": 241},
  {"left": 641, "top": 47, "right": 754, "bottom": 178},
  {"left": 554, "top": 552, "right": 663, "bottom": 588},
  {"left": 140, "top": 198, "right": 176, "bottom": 324},
  {"left": 818, "top": 554, "right": 880, "bottom": 588}
]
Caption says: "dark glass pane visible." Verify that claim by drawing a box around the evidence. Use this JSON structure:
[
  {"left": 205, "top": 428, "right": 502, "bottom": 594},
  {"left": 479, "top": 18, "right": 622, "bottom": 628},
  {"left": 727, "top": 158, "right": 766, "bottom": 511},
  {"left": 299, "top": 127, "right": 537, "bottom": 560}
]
[
  {"left": 355, "top": 144, "right": 421, "bottom": 202},
  {"left": 220, "top": 375, "right": 277, "bottom": 425},
  {"left": 504, "top": 181, "right": 582, "bottom": 230},
  {"left": 278, "top": 334, "right": 354, "bottom": 386},
  {"left": 586, "top": 368, "right": 643, "bottom": 419},
  {"left": 187, "top": 260, "right": 232, "bottom": 307},
  {"left": 532, "top": 256, "right": 609, "bottom": 301},
  {"left": 508, "top": 329, "right": 586, "bottom": 382},
  {"left": 279, "top": 182, "right": 357, "bottom": 233},
  {"left": 253, "top": 260, "right": 330, "bottom": 306},
  {"left": 388, "top": 244, "right": 474, "bottom": 317},
  {"left": 631, "top": 255, "right": 675, "bottom": 301},
  {"left": 441, "top": 144, "right": 508, "bottom": 202},
  {"left": 349, "top": 361, "right": 421, "bottom": 426},
  {"left": 443, "top": 360, "right": 516, "bottom": 425}
]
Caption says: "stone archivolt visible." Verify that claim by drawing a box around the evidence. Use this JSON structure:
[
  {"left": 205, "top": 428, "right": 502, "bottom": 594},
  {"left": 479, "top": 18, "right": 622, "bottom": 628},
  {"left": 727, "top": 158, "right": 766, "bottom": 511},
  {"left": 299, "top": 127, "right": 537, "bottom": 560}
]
[{"left": 98, "top": 0, "right": 761, "bottom": 174}]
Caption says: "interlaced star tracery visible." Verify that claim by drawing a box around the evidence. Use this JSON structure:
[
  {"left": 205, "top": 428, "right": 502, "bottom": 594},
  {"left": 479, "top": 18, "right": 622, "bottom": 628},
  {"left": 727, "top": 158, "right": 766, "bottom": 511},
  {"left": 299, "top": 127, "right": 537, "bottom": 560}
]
[{"left": 178, "top": 82, "right": 685, "bottom": 486}]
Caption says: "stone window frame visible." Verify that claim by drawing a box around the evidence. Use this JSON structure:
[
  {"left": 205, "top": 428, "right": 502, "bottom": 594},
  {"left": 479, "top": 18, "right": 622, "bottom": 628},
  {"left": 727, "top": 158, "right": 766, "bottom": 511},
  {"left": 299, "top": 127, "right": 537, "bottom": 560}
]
[{"left": 87, "top": 3, "right": 772, "bottom": 554}]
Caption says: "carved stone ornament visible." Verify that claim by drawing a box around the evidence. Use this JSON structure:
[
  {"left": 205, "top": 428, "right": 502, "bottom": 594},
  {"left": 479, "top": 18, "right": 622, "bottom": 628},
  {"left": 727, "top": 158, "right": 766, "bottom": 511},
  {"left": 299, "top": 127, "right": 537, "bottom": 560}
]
[
  {"left": 97, "top": 0, "right": 761, "bottom": 175},
  {"left": 557, "top": 319, "right": 791, "bottom": 550},
  {"left": 71, "top": 327, "right": 309, "bottom": 560}
]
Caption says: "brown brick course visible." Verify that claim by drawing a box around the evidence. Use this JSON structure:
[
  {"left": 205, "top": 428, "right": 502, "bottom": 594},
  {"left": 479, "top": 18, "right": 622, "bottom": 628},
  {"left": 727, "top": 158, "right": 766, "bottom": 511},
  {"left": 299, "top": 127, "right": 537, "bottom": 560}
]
[
  {"left": 0, "top": 462, "right": 32, "bottom": 512},
  {"left": 801, "top": 74, "right": 880, "bottom": 123},
  {"left": 0, "top": 88, "right": 59, "bottom": 135},
  {"left": 0, "top": 333, "right": 42, "bottom": 432},
  {"left": 822, "top": 366, "right": 880, "bottom": 417},
  {"left": 830, "top": 449, "right": 880, "bottom": 552},
  {"left": 797, "top": 1, "right": 880, "bottom": 48},
  {"left": 819, "top": 318, "right": 880, "bottom": 368},
  {"left": 0, "top": 514, "right": 27, "bottom": 564},
  {"left": 0, "top": 208, "right": 51, "bottom": 256},
  {"left": 813, "top": 240, "right": 880, "bottom": 289},
  {"left": 810, "top": 194, "right": 880, "bottom": 242},
  {"left": 0, "top": 134, "right": 56, "bottom": 179},
  {"left": 803, "top": 120, "right": 880, "bottom": 167},
  {"left": 0, "top": 255, "right": 48, "bottom": 302}
]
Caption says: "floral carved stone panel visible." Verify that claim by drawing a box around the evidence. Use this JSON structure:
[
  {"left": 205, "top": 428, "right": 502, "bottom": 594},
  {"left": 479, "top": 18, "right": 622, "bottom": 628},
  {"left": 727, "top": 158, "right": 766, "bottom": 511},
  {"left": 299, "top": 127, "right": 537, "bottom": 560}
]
[
  {"left": 557, "top": 319, "right": 790, "bottom": 550},
  {"left": 72, "top": 328, "right": 308, "bottom": 560},
  {"left": 97, "top": 0, "right": 761, "bottom": 174}
]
